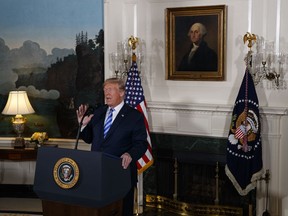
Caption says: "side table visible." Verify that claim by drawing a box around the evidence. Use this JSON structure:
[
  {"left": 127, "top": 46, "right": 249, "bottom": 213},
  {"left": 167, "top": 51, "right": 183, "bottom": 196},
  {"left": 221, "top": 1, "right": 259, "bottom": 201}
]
[{"left": 0, "top": 148, "right": 37, "bottom": 161}]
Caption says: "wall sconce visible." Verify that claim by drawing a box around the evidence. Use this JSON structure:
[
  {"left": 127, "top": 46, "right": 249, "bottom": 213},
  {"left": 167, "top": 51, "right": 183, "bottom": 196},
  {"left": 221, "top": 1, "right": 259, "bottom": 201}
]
[
  {"left": 1, "top": 91, "right": 35, "bottom": 148},
  {"left": 244, "top": 32, "right": 287, "bottom": 89},
  {"left": 109, "top": 36, "right": 145, "bottom": 78}
]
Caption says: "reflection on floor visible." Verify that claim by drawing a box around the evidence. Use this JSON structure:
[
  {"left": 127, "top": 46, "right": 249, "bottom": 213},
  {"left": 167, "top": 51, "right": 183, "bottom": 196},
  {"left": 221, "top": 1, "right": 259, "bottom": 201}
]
[
  {"left": 0, "top": 198, "right": 42, "bottom": 215},
  {"left": 141, "top": 207, "right": 181, "bottom": 216},
  {"left": 0, "top": 198, "right": 179, "bottom": 216},
  {"left": 0, "top": 214, "right": 42, "bottom": 216}
]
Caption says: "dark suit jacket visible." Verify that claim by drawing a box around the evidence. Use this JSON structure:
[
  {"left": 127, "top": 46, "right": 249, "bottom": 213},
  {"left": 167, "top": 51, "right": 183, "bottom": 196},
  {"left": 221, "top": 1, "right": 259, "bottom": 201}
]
[
  {"left": 80, "top": 103, "right": 148, "bottom": 186},
  {"left": 178, "top": 41, "right": 218, "bottom": 71}
]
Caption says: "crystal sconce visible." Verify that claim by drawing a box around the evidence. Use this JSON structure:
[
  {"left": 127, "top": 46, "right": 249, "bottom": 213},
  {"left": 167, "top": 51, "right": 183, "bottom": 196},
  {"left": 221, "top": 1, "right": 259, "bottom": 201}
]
[
  {"left": 110, "top": 36, "right": 145, "bottom": 78},
  {"left": 244, "top": 32, "right": 287, "bottom": 89}
]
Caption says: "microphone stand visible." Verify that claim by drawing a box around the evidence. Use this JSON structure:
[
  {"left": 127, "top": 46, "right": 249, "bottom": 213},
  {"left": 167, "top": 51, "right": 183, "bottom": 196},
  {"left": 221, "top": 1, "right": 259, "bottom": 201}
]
[{"left": 74, "top": 114, "right": 85, "bottom": 150}]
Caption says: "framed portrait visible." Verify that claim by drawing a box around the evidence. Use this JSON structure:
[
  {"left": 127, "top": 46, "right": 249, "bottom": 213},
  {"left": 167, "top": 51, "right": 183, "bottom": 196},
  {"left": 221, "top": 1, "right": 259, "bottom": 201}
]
[{"left": 166, "top": 5, "right": 226, "bottom": 81}]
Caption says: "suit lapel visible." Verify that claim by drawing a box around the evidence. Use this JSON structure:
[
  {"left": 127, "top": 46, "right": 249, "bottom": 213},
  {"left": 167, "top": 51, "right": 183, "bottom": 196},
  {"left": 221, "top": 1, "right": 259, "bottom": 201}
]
[{"left": 94, "top": 105, "right": 108, "bottom": 142}]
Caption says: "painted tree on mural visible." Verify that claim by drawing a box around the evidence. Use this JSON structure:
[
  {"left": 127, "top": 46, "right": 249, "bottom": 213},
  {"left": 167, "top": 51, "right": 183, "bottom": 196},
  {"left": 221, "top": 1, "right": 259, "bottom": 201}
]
[
  {"left": 0, "top": 29, "right": 104, "bottom": 139},
  {"left": 46, "top": 29, "right": 105, "bottom": 138}
]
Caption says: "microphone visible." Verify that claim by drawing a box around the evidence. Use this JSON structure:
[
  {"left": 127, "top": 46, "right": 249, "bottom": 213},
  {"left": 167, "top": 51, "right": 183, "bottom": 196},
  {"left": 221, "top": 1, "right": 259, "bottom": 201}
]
[
  {"left": 79, "top": 103, "right": 101, "bottom": 124},
  {"left": 75, "top": 103, "right": 101, "bottom": 150},
  {"left": 81, "top": 105, "right": 95, "bottom": 122}
]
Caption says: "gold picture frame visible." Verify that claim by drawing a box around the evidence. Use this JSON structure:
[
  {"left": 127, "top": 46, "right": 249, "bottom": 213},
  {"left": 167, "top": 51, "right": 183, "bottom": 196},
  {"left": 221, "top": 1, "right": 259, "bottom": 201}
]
[{"left": 166, "top": 5, "right": 226, "bottom": 81}]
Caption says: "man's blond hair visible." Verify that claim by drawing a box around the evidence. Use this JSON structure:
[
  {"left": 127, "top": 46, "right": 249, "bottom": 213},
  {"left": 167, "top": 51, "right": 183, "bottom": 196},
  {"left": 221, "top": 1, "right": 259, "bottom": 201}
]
[{"left": 103, "top": 77, "right": 125, "bottom": 91}]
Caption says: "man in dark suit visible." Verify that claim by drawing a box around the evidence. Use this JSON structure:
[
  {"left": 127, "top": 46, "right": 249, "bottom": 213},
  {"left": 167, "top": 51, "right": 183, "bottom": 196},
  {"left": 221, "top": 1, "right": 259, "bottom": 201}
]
[
  {"left": 178, "top": 22, "right": 218, "bottom": 71},
  {"left": 76, "top": 78, "right": 148, "bottom": 216}
]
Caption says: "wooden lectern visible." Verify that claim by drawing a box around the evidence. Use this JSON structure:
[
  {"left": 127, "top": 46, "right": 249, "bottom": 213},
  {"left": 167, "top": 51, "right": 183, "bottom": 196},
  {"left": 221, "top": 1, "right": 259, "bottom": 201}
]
[{"left": 33, "top": 147, "right": 131, "bottom": 216}]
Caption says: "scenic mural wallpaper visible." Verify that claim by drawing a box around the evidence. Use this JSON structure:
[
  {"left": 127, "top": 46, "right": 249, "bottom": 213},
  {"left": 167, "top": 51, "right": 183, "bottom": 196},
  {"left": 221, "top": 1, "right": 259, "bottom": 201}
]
[{"left": 0, "top": 0, "right": 104, "bottom": 139}]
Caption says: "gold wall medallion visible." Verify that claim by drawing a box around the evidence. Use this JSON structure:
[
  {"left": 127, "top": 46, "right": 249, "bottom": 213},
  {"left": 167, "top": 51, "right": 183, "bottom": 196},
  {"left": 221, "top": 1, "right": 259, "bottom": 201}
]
[{"left": 53, "top": 157, "right": 80, "bottom": 189}]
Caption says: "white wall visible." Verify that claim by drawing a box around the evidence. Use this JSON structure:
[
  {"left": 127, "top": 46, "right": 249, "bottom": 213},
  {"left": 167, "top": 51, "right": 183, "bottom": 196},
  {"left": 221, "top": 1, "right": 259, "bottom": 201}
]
[
  {"left": 105, "top": 0, "right": 288, "bottom": 106},
  {"left": 104, "top": 0, "right": 288, "bottom": 215}
]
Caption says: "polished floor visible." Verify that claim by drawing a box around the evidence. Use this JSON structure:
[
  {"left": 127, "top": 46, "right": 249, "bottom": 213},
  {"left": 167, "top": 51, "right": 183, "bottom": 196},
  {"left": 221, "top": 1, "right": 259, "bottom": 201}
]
[
  {"left": 0, "top": 198, "right": 42, "bottom": 215},
  {"left": 0, "top": 198, "right": 178, "bottom": 216}
]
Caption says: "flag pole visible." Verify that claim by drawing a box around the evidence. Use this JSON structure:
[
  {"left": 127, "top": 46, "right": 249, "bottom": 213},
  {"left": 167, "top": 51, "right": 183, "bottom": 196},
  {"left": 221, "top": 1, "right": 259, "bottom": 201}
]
[
  {"left": 126, "top": 35, "right": 154, "bottom": 214},
  {"left": 128, "top": 35, "right": 142, "bottom": 215},
  {"left": 244, "top": 32, "right": 258, "bottom": 214},
  {"left": 225, "top": 32, "right": 264, "bottom": 197},
  {"left": 128, "top": 35, "right": 139, "bottom": 63}
]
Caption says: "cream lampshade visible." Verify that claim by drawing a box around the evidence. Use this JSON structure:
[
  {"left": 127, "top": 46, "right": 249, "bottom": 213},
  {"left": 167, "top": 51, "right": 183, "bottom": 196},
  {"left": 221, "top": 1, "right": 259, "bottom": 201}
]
[{"left": 2, "top": 91, "right": 35, "bottom": 148}]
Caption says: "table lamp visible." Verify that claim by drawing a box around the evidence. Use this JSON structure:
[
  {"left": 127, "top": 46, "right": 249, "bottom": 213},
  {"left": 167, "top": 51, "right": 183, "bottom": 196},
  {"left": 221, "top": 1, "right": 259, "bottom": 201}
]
[{"left": 2, "top": 91, "right": 35, "bottom": 148}]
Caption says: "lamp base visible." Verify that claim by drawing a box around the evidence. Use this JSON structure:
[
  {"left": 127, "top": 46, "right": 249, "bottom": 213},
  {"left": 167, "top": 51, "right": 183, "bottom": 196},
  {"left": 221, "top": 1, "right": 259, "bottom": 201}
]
[{"left": 14, "top": 137, "right": 25, "bottom": 149}]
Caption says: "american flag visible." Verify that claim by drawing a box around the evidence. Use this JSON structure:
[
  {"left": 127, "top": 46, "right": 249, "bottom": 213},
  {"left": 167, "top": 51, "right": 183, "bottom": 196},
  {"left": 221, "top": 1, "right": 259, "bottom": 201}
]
[{"left": 125, "top": 61, "right": 153, "bottom": 173}]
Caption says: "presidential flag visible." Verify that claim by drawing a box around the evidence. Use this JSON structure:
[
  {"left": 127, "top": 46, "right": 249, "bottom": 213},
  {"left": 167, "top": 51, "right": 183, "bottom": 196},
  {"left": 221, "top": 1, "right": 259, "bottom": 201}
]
[
  {"left": 125, "top": 61, "right": 153, "bottom": 174},
  {"left": 225, "top": 67, "right": 264, "bottom": 196}
]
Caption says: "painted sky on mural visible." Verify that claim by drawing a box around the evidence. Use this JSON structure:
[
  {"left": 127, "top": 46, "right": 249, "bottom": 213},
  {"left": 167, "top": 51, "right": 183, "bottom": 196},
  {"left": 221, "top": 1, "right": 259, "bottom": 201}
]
[
  {"left": 0, "top": 0, "right": 103, "bottom": 96},
  {"left": 0, "top": 0, "right": 103, "bottom": 54}
]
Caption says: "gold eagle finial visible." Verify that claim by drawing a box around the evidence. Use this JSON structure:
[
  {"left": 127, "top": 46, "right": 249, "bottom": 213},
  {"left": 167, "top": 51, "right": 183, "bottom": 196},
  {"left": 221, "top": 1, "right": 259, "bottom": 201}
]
[
  {"left": 243, "top": 32, "right": 257, "bottom": 50},
  {"left": 128, "top": 36, "right": 139, "bottom": 62},
  {"left": 128, "top": 36, "right": 139, "bottom": 50}
]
